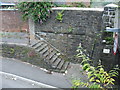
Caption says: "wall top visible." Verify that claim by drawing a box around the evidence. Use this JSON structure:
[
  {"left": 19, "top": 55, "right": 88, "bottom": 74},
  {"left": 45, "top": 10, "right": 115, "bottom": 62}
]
[
  {"left": 1, "top": 7, "right": 104, "bottom": 11},
  {"left": 52, "top": 7, "right": 104, "bottom": 11}
]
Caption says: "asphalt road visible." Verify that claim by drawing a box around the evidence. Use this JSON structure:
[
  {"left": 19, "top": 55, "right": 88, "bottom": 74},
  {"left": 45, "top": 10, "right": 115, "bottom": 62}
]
[
  {"left": 0, "top": 57, "right": 72, "bottom": 88},
  {"left": 1, "top": 73, "right": 42, "bottom": 88}
]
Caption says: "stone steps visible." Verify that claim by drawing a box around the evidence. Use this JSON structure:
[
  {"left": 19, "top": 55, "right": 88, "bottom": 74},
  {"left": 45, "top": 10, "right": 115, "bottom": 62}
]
[
  {"left": 52, "top": 58, "right": 61, "bottom": 67},
  {"left": 57, "top": 60, "right": 65, "bottom": 69},
  {"left": 43, "top": 48, "right": 53, "bottom": 57},
  {"left": 50, "top": 54, "right": 58, "bottom": 63},
  {"left": 32, "top": 41, "right": 44, "bottom": 49},
  {"left": 39, "top": 47, "right": 49, "bottom": 55},
  {"left": 31, "top": 35, "right": 70, "bottom": 73},
  {"left": 46, "top": 51, "right": 56, "bottom": 60},
  {"left": 36, "top": 44, "right": 47, "bottom": 52}
]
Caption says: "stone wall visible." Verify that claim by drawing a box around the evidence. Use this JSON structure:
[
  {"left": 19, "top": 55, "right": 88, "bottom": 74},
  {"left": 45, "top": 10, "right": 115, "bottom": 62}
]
[
  {"left": 0, "top": 10, "right": 28, "bottom": 32},
  {"left": 35, "top": 8, "right": 104, "bottom": 64}
]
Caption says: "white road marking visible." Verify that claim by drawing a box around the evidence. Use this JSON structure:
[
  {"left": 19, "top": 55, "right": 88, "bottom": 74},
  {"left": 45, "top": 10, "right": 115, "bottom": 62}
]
[{"left": 0, "top": 71, "right": 58, "bottom": 88}]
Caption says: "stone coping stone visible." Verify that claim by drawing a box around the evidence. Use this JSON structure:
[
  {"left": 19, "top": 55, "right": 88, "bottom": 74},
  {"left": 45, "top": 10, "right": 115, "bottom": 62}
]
[
  {"left": 52, "top": 7, "right": 104, "bottom": 11},
  {"left": 1, "top": 8, "right": 104, "bottom": 11}
]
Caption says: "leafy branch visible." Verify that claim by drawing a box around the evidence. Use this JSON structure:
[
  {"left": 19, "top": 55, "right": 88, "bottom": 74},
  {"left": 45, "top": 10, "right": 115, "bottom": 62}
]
[{"left": 72, "top": 45, "right": 119, "bottom": 89}]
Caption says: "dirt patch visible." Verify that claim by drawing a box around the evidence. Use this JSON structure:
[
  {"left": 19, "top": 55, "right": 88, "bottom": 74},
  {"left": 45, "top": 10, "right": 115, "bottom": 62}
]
[{"left": 0, "top": 44, "right": 52, "bottom": 71}]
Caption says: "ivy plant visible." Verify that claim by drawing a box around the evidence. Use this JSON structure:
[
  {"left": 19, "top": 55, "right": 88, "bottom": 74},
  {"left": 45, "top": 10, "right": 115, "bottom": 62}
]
[{"left": 17, "top": 2, "right": 54, "bottom": 23}]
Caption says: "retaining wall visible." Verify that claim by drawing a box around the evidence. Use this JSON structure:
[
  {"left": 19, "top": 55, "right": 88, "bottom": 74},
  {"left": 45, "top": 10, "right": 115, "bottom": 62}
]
[{"left": 35, "top": 8, "right": 104, "bottom": 64}]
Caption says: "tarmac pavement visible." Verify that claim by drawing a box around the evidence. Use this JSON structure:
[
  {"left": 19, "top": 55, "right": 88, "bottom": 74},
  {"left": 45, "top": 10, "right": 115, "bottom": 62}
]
[{"left": 0, "top": 57, "right": 72, "bottom": 88}]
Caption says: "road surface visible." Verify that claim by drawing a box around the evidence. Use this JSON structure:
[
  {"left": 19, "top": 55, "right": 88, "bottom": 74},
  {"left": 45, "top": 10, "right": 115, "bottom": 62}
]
[
  {"left": 1, "top": 73, "right": 43, "bottom": 88},
  {"left": 0, "top": 57, "right": 72, "bottom": 88}
]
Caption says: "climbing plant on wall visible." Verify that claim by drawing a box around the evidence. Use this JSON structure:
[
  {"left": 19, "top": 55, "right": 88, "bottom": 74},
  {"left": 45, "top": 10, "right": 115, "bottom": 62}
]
[{"left": 17, "top": 2, "right": 54, "bottom": 24}]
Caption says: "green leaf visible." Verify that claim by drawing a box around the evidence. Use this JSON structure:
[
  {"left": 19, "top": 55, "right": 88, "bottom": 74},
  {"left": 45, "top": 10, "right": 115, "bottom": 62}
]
[
  {"left": 86, "top": 67, "right": 91, "bottom": 72},
  {"left": 96, "top": 80, "right": 100, "bottom": 83},
  {"left": 89, "top": 77, "right": 95, "bottom": 82}
]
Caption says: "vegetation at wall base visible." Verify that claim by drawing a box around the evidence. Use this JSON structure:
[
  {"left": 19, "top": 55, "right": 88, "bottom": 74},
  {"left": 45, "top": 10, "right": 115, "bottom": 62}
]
[
  {"left": 1, "top": 44, "right": 54, "bottom": 72},
  {"left": 72, "top": 45, "right": 120, "bottom": 89}
]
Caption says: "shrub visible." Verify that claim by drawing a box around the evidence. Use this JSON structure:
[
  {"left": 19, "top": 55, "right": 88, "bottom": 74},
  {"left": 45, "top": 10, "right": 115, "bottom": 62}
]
[
  {"left": 17, "top": 2, "right": 54, "bottom": 23},
  {"left": 72, "top": 45, "right": 119, "bottom": 89}
]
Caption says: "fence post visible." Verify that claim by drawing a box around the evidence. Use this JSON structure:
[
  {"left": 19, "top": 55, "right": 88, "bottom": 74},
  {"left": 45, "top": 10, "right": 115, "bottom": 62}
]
[{"left": 28, "top": 18, "right": 35, "bottom": 44}]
